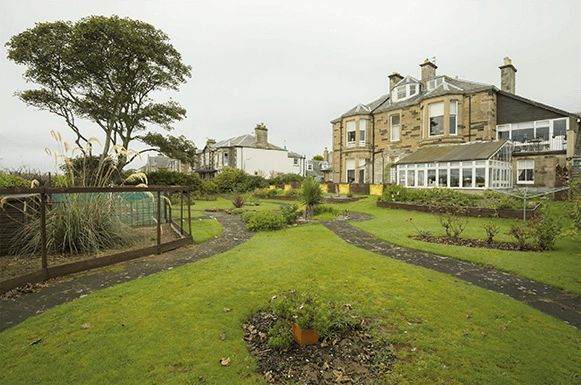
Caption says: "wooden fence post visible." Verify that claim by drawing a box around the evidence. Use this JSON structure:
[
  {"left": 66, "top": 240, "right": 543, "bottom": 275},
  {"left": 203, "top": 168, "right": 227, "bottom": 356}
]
[
  {"left": 39, "top": 189, "right": 48, "bottom": 280},
  {"left": 157, "top": 190, "right": 162, "bottom": 254}
]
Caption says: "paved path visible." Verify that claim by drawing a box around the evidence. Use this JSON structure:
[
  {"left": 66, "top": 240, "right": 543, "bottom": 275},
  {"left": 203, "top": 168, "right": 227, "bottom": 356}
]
[
  {"left": 1, "top": 211, "right": 579, "bottom": 333},
  {"left": 321, "top": 213, "right": 581, "bottom": 329}
]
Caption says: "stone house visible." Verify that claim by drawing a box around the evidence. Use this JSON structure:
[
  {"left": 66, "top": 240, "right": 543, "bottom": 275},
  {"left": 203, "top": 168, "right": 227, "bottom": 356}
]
[
  {"left": 330, "top": 57, "right": 580, "bottom": 191},
  {"left": 196, "top": 123, "right": 306, "bottom": 180},
  {"left": 143, "top": 155, "right": 191, "bottom": 174}
]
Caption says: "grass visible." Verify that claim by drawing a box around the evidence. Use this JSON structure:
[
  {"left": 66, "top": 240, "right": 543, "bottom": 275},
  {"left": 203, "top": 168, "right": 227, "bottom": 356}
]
[
  {"left": 332, "top": 197, "right": 581, "bottom": 295},
  {"left": 1, "top": 224, "right": 579, "bottom": 384}
]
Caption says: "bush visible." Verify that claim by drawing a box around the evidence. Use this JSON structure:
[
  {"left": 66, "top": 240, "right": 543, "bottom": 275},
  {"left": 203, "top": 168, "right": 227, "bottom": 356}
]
[
  {"left": 246, "top": 211, "right": 284, "bottom": 232},
  {"left": 531, "top": 204, "right": 562, "bottom": 250},
  {"left": 301, "top": 177, "right": 323, "bottom": 219},
  {"left": 213, "top": 168, "right": 251, "bottom": 193},
  {"left": 268, "top": 173, "right": 304, "bottom": 185},
  {"left": 146, "top": 170, "right": 203, "bottom": 191},
  {"left": 281, "top": 204, "right": 302, "bottom": 225},
  {"left": 232, "top": 194, "right": 246, "bottom": 208},
  {"left": 240, "top": 211, "right": 256, "bottom": 223},
  {"left": 0, "top": 172, "right": 30, "bottom": 189},
  {"left": 432, "top": 204, "right": 469, "bottom": 239},
  {"left": 508, "top": 220, "right": 533, "bottom": 250}
]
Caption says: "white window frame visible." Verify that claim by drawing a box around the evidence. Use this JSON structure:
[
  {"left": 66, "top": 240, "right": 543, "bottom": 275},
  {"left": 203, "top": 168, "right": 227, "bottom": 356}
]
[
  {"left": 517, "top": 159, "right": 534, "bottom": 184},
  {"left": 449, "top": 100, "right": 458, "bottom": 135},
  {"left": 346, "top": 120, "right": 356, "bottom": 148},
  {"left": 359, "top": 120, "right": 366, "bottom": 147},
  {"left": 390, "top": 114, "right": 400, "bottom": 142},
  {"left": 428, "top": 102, "right": 445, "bottom": 137}
]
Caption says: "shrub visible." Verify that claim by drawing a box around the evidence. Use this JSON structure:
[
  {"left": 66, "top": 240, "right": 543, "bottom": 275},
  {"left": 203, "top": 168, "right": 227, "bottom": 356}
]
[
  {"left": 508, "top": 219, "right": 533, "bottom": 250},
  {"left": 268, "top": 173, "right": 304, "bottom": 185},
  {"left": 531, "top": 204, "right": 562, "bottom": 250},
  {"left": 240, "top": 211, "right": 257, "bottom": 224},
  {"left": 432, "top": 204, "right": 469, "bottom": 239},
  {"left": 301, "top": 177, "right": 324, "bottom": 219},
  {"left": 231, "top": 208, "right": 245, "bottom": 215},
  {"left": 280, "top": 204, "right": 302, "bottom": 225},
  {"left": 213, "top": 168, "right": 252, "bottom": 193},
  {"left": 0, "top": 172, "right": 29, "bottom": 189},
  {"left": 246, "top": 211, "right": 284, "bottom": 232},
  {"left": 567, "top": 179, "right": 581, "bottom": 234},
  {"left": 146, "top": 170, "right": 203, "bottom": 191}
]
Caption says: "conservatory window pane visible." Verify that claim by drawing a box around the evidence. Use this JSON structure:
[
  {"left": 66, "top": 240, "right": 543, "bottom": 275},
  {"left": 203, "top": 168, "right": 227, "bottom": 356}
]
[
  {"left": 407, "top": 170, "right": 415, "bottom": 187},
  {"left": 450, "top": 169, "right": 460, "bottom": 187},
  {"left": 428, "top": 169, "right": 436, "bottom": 187},
  {"left": 439, "top": 169, "right": 448, "bottom": 187},
  {"left": 417, "top": 170, "right": 425, "bottom": 187},
  {"left": 476, "top": 168, "right": 485, "bottom": 187},
  {"left": 462, "top": 168, "right": 472, "bottom": 188}
]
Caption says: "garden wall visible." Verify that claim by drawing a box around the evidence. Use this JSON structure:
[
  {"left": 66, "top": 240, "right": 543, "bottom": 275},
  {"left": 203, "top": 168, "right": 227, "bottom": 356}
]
[{"left": 376, "top": 201, "right": 540, "bottom": 219}]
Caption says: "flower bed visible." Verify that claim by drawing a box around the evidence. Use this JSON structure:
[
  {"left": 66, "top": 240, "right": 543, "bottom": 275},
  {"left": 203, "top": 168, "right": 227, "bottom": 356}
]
[{"left": 377, "top": 200, "right": 540, "bottom": 219}]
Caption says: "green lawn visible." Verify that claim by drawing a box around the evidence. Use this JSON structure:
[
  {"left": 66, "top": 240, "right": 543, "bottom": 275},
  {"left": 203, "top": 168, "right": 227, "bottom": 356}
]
[
  {"left": 332, "top": 197, "right": 581, "bottom": 295},
  {"left": 1, "top": 224, "right": 579, "bottom": 384}
]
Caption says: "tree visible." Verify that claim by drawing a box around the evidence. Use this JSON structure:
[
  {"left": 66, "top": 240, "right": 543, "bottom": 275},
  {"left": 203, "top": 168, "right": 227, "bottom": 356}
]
[
  {"left": 6, "top": 15, "right": 192, "bottom": 173},
  {"left": 312, "top": 155, "right": 324, "bottom": 161},
  {"left": 140, "top": 133, "right": 197, "bottom": 169}
]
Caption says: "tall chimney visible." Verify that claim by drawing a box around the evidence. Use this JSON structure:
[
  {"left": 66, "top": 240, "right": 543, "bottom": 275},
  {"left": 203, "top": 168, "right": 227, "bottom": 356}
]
[
  {"left": 388, "top": 72, "right": 404, "bottom": 91},
  {"left": 420, "top": 59, "right": 437, "bottom": 83},
  {"left": 499, "top": 57, "right": 517, "bottom": 94},
  {"left": 254, "top": 122, "right": 268, "bottom": 148},
  {"left": 323, "top": 147, "right": 329, "bottom": 162}
]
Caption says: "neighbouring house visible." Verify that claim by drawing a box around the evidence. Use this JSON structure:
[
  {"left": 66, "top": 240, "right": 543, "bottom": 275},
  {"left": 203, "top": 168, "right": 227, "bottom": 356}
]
[
  {"left": 196, "top": 123, "right": 306, "bottom": 180},
  {"left": 143, "top": 155, "right": 191, "bottom": 174},
  {"left": 330, "top": 57, "right": 580, "bottom": 191}
]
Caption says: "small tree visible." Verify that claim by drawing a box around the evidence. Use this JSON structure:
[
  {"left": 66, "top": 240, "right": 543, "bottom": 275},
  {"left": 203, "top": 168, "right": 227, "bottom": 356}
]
[{"left": 301, "top": 177, "right": 323, "bottom": 220}]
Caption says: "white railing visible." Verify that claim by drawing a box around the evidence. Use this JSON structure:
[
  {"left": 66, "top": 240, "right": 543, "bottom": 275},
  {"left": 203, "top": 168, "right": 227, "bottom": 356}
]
[{"left": 513, "top": 136, "right": 566, "bottom": 153}]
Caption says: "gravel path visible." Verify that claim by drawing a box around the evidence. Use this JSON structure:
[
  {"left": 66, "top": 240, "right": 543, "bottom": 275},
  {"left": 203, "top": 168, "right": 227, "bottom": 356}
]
[{"left": 1, "top": 211, "right": 579, "bottom": 333}]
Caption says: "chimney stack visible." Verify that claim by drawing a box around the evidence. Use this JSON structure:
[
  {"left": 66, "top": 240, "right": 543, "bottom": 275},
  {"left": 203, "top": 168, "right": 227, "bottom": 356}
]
[
  {"left": 254, "top": 122, "right": 268, "bottom": 149},
  {"left": 323, "top": 147, "right": 329, "bottom": 162},
  {"left": 420, "top": 59, "right": 437, "bottom": 83},
  {"left": 499, "top": 57, "right": 517, "bottom": 94},
  {"left": 388, "top": 72, "right": 404, "bottom": 91}
]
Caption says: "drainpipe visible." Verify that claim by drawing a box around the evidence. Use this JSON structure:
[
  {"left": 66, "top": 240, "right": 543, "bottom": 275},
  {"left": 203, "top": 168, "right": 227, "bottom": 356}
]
[
  {"left": 370, "top": 97, "right": 390, "bottom": 184},
  {"left": 468, "top": 94, "right": 472, "bottom": 142},
  {"left": 339, "top": 121, "right": 343, "bottom": 183}
]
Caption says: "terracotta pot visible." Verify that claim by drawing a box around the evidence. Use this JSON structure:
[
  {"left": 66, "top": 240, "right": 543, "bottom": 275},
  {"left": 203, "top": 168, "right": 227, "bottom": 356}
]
[{"left": 292, "top": 322, "right": 320, "bottom": 346}]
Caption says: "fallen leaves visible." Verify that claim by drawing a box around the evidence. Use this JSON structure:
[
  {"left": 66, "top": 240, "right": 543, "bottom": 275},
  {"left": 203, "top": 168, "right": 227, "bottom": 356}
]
[{"left": 220, "top": 357, "right": 231, "bottom": 366}]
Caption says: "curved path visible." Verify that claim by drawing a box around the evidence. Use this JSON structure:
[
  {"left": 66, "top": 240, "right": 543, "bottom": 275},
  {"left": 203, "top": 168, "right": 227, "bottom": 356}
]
[
  {"left": 1, "top": 211, "right": 579, "bottom": 332},
  {"left": 321, "top": 213, "right": 580, "bottom": 329}
]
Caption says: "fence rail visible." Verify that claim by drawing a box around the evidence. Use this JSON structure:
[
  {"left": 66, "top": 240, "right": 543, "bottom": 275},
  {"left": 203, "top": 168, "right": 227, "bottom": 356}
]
[{"left": 0, "top": 186, "right": 193, "bottom": 294}]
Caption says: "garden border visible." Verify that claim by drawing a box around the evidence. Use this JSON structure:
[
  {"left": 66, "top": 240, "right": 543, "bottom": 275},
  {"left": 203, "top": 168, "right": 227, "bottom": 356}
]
[
  {"left": 0, "top": 186, "right": 193, "bottom": 294},
  {"left": 376, "top": 200, "right": 541, "bottom": 219}
]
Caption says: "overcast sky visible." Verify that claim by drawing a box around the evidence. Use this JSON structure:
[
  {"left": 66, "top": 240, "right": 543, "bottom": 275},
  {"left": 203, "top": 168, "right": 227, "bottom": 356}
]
[{"left": 1, "top": 0, "right": 580, "bottom": 173}]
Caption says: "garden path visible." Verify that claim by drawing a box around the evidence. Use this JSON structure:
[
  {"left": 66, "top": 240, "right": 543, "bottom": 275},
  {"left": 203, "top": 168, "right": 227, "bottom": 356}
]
[
  {"left": 321, "top": 212, "right": 581, "bottom": 329},
  {"left": 1, "top": 211, "right": 579, "bottom": 333}
]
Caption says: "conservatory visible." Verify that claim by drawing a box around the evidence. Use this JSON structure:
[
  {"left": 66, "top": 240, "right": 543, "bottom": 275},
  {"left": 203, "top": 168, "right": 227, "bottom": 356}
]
[{"left": 396, "top": 140, "right": 513, "bottom": 189}]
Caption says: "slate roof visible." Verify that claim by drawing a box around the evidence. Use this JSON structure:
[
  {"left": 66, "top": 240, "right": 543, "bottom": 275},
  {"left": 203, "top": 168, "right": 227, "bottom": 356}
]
[
  {"left": 397, "top": 140, "right": 509, "bottom": 164},
  {"left": 332, "top": 75, "right": 496, "bottom": 122}
]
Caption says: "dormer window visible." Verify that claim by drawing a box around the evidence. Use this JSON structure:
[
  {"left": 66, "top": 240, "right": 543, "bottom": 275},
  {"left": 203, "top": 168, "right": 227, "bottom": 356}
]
[
  {"left": 393, "top": 82, "right": 420, "bottom": 102},
  {"left": 427, "top": 77, "right": 444, "bottom": 90}
]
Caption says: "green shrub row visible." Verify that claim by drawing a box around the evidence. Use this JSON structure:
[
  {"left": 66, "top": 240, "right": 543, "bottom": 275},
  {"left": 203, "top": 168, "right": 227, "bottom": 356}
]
[{"left": 378, "top": 185, "right": 522, "bottom": 209}]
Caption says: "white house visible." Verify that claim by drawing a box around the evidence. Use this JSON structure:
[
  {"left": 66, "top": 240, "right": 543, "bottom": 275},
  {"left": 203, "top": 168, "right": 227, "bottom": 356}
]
[{"left": 196, "top": 123, "right": 306, "bottom": 179}]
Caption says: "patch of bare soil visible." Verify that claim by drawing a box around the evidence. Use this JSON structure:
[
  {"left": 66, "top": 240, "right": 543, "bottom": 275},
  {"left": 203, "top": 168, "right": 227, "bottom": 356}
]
[
  {"left": 243, "top": 310, "right": 396, "bottom": 384},
  {"left": 410, "top": 236, "right": 541, "bottom": 252}
]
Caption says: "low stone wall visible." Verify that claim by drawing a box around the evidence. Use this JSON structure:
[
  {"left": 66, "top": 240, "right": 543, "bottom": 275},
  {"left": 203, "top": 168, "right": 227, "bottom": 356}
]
[{"left": 376, "top": 201, "right": 540, "bottom": 219}]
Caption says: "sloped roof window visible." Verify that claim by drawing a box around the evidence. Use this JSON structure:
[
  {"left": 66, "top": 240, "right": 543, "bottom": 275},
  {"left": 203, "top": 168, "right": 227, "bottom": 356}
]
[
  {"left": 392, "top": 83, "right": 420, "bottom": 102},
  {"left": 427, "top": 77, "right": 444, "bottom": 90}
]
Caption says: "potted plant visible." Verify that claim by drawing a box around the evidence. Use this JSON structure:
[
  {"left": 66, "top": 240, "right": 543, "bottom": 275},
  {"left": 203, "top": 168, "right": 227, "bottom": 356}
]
[{"left": 268, "top": 290, "right": 331, "bottom": 347}]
